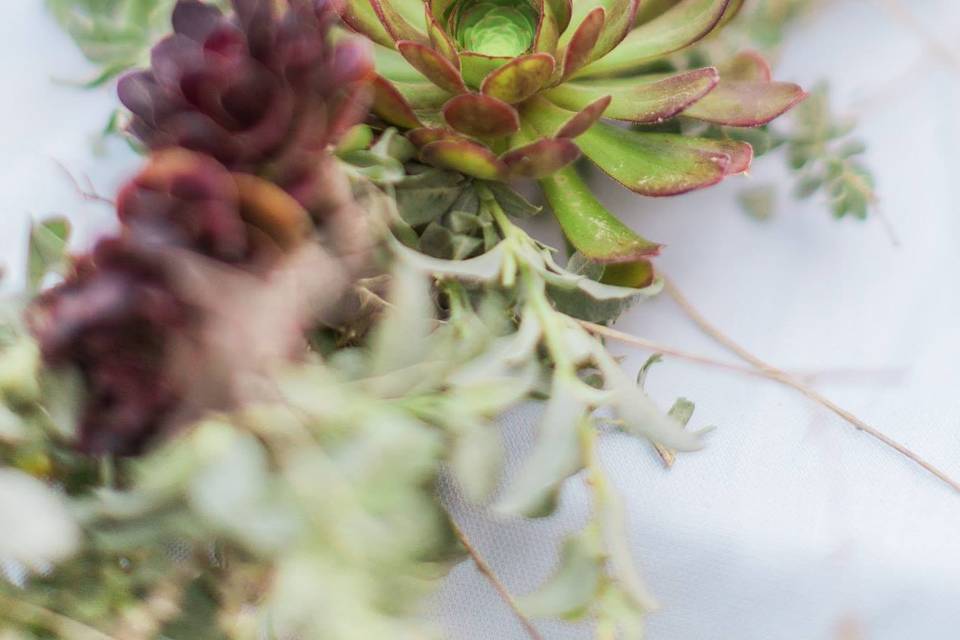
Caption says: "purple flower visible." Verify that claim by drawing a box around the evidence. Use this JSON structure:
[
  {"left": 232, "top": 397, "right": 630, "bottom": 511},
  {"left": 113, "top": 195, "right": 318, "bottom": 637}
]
[{"left": 119, "top": 0, "right": 374, "bottom": 207}]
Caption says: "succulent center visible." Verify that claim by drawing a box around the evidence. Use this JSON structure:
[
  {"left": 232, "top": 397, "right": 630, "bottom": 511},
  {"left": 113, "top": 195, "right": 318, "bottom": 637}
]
[{"left": 449, "top": 0, "right": 538, "bottom": 57}]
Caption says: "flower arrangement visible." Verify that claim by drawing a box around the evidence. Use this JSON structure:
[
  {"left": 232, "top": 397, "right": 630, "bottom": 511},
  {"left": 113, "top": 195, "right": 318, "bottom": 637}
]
[{"left": 0, "top": 0, "right": 895, "bottom": 638}]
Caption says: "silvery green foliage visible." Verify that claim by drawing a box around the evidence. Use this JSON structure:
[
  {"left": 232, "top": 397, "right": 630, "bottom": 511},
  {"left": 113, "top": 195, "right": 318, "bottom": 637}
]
[
  {"left": 0, "top": 183, "right": 703, "bottom": 637},
  {"left": 46, "top": 0, "right": 226, "bottom": 86}
]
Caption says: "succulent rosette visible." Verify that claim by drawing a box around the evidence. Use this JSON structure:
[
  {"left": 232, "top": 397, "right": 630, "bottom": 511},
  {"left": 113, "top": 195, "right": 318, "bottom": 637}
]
[
  {"left": 342, "top": 0, "right": 806, "bottom": 265},
  {"left": 118, "top": 0, "right": 376, "bottom": 210}
]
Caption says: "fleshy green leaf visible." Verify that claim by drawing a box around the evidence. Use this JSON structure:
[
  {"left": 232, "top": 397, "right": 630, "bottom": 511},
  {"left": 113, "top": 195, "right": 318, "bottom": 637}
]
[
  {"left": 371, "top": 0, "right": 429, "bottom": 44},
  {"left": 682, "top": 71, "right": 807, "bottom": 127},
  {"left": 601, "top": 259, "right": 656, "bottom": 289},
  {"left": 372, "top": 76, "right": 424, "bottom": 128},
  {"left": 558, "top": 6, "right": 604, "bottom": 81},
  {"left": 460, "top": 51, "right": 512, "bottom": 88},
  {"left": 526, "top": 101, "right": 734, "bottom": 196},
  {"left": 481, "top": 53, "right": 556, "bottom": 104},
  {"left": 28, "top": 217, "right": 72, "bottom": 291},
  {"left": 335, "top": 124, "right": 375, "bottom": 156},
  {"left": 540, "top": 166, "right": 660, "bottom": 262},
  {"left": 555, "top": 95, "right": 611, "bottom": 138},
  {"left": 341, "top": 0, "right": 396, "bottom": 47},
  {"left": 392, "top": 80, "right": 453, "bottom": 110},
  {"left": 546, "top": 67, "right": 719, "bottom": 124},
  {"left": 397, "top": 41, "right": 468, "bottom": 94},
  {"left": 501, "top": 138, "right": 581, "bottom": 178},
  {"left": 484, "top": 182, "right": 542, "bottom": 217},
  {"left": 425, "top": 8, "right": 461, "bottom": 66},
  {"left": 579, "top": 0, "right": 731, "bottom": 77},
  {"left": 421, "top": 139, "right": 509, "bottom": 180},
  {"left": 533, "top": 0, "right": 561, "bottom": 54},
  {"left": 442, "top": 94, "right": 520, "bottom": 138}
]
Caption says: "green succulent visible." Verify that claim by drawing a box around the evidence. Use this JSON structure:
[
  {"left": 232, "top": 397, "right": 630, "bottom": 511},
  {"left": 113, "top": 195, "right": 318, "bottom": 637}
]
[{"left": 340, "top": 0, "right": 807, "bottom": 269}]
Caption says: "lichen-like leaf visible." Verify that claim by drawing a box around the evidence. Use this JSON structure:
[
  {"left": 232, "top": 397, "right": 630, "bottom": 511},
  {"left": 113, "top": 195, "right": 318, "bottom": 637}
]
[
  {"left": 421, "top": 139, "right": 509, "bottom": 180},
  {"left": 368, "top": 263, "right": 434, "bottom": 377},
  {"left": 442, "top": 94, "right": 520, "bottom": 138},
  {"left": 546, "top": 68, "right": 719, "bottom": 124},
  {"left": 604, "top": 365, "right": 703, "bottom": 451},
  {"left": 494, "top": 375, "right": 587, "bottom": 518},
  {"left": 540, "top": 166, "right": 660, "bottom": 263},
  {"left": 395, "top": 167, "right": 468, "bottom": 226},
  {"left": 392, "top": 235, "right": 507, "bottom": 281},
  {"left": 542, "top": 250, "right": 660, "bottom": 324},
  {"left": 519, "top": 528, "right": 604, "bottom": 620},
  {"left": 481, "top": 53, "right": 556, "bottom": 104}
]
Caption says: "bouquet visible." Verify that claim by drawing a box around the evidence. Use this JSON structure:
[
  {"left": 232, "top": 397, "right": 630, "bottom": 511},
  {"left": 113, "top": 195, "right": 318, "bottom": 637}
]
[{"left": 0, "top": 1, "right": 901, "bottom": 638}]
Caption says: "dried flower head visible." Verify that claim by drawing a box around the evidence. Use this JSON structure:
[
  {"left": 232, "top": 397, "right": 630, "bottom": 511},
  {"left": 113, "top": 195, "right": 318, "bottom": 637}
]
[
  {"left": 27, "top": 237, "right": 190, "bottom": 455},
  {"left": 119, "top": 0, "right": 375, "bottom": 208},
  {"left": 117, "top": 147, "right": 313, "bottom": 263}
]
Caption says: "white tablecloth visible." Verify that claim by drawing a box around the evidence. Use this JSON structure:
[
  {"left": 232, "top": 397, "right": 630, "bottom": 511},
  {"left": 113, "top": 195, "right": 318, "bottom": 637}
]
[{"left": 3, "top": 2, "right": 960, "bottom": 638}]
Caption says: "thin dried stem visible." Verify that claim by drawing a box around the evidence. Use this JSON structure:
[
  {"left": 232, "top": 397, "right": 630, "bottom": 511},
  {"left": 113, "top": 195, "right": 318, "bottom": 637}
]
[
  {"left": 661, "top": 276, "right": 960, "bottom": 495},
  {"left": 577, "top": 321, "right": 773, "bottom": 381},
  {"left": 448, "top": 518, "right": 544, "bottom": 640},
  {"left": 877, "top": 0, "right": 960, "bottom": 72},
  {"left": 53, "top": 160, "right": 115, "bottom": 206}
]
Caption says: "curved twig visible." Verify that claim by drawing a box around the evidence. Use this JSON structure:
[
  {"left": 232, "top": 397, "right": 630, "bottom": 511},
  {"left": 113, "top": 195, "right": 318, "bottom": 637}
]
[
  {"left": 661, "top": 276, "right": 960, "bottom": 495},
  {"left": 448, "top": 518, "right": 545, "bottom": 640}
]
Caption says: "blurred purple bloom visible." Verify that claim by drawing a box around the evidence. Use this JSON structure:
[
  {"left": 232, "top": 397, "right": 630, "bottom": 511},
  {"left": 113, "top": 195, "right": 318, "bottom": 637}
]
[{"left": 119, "top": 0, "right": 374, "bottom": 208}]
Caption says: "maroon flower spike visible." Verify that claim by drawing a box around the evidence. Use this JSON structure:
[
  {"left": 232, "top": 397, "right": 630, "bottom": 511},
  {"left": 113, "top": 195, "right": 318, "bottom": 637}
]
[
  {"left": 118, "top": 0, "right": 374, "bottom": 208},
  {"left": 28, "top": 238, "right": 191, "bottom": 456}
]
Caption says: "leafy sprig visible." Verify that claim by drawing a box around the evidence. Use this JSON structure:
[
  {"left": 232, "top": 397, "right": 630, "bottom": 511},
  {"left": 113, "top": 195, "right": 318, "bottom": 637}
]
[
  {"left": 46, "top": 0, "right": 189, "bottom": 86},
  {"left": 785, "top": 84, "right": 875, "bottom": 219}
]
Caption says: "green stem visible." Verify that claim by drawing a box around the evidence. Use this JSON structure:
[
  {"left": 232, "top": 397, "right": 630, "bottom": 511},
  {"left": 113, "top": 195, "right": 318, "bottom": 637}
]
[{"left": 0, "top": 593, "right": 116, "bottom": 640}]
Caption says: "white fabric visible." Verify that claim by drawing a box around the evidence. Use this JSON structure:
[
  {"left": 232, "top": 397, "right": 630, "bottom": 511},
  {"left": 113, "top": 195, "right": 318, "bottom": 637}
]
[{"left": 3, "top": 2, "right": 960, "bottom": 639}]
